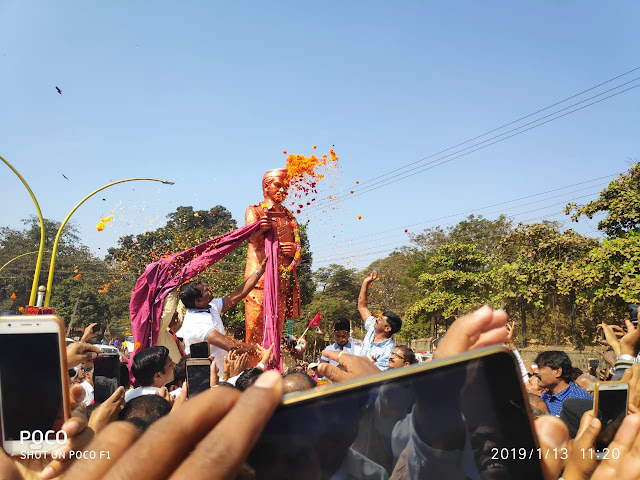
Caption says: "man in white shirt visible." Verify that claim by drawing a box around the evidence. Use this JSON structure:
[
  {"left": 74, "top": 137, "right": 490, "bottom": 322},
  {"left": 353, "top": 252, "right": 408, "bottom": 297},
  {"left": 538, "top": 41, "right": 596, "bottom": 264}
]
[
  {"left": 125, "top": 346, "right": 176, "bottom": 402},
  {"left": 320, "top": 318, "right": 358, "bottom": 366},
  {"left": 176, "top": 257, "right": 267, "bottom": 368}
]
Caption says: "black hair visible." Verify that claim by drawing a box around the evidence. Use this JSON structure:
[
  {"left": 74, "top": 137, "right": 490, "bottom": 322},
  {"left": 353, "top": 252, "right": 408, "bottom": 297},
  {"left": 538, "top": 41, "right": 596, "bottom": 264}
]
[
  {"left": 383, "top": 311, "right": 402, "bottom": 335},
  {"left": 569, "top": 366, "right": 583, "bottom": 383},
  {"left": 333, "top": 318, "right": 350, "bottom": 332},
  {"left": 395, "top": 345, "right": 417, "bottom": 365},
  {"left": 535, "top": 350, "right": 573, "bottom": 383},
  {"left": 235, "top": 367, "right": 264, "bottom": 391},
  {"left": 179, "top": 281, "right": 203, "bottom": 309},
  {"left": 164, "top": 356, "right": 188, "bottom": 390},
  {"left": 94, "top": 375, "right": 118, "bottom": 403},
  {"left": 131, "top": 346, "right": 170, "bottom": 386},
  {"left": 119, "top": 395, "right": 172, "bottom": 432},
  {"left": 282, "top": 372, "right": 317, "bottom": 394}
]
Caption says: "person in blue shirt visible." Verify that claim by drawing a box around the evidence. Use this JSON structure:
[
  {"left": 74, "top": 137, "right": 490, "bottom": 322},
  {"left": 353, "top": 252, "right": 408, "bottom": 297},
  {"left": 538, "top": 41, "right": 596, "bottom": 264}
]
[
  {"left": 357, "top": 271, "right": 402, "bottom": 370},
  {"left": 535, "top": 350, "right": 592, "bottom": 416}
]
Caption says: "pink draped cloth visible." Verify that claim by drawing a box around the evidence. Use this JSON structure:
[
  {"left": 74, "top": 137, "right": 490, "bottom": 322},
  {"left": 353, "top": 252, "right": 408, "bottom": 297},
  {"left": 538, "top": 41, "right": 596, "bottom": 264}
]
[
  {"left": 262, "top": 229, "right": 281, "bottom": 371},
  {"left": 129, "top": 221, "right": 261, "bottom": 358},
  {"left": 129, "top": 220, "right": 285, "bottom": 381}
]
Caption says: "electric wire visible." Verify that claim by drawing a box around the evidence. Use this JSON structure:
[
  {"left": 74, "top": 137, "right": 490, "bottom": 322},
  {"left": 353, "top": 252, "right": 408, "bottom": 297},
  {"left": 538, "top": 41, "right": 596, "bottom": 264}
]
[{"left": 303, "top": 72, "right": 640, "bottom": 214}]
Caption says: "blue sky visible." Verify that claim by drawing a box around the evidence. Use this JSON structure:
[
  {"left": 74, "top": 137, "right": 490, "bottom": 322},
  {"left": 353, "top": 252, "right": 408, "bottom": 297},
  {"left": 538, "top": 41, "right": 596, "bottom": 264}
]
[{"left": 1, "top": 1, "right": 638, "bottom": 271}]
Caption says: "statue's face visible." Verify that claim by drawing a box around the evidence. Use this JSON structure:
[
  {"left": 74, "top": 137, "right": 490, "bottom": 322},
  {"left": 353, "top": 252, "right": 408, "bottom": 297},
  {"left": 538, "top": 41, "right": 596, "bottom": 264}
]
[{"left": 264, "top": 176, "right": 289, "bottom": 204}]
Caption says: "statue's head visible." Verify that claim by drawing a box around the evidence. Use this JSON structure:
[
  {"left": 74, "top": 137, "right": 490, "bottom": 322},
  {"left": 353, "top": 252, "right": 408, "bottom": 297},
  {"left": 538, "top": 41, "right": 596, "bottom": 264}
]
[{"left": 262, "top": 169, "right": 289, "bottom": 204}]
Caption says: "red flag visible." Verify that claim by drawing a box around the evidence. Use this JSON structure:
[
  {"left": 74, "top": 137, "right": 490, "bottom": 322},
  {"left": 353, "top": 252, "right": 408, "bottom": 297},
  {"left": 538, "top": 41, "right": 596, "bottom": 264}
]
[{"left": 308, "top": 312, "right": 321, "bottom": 328}]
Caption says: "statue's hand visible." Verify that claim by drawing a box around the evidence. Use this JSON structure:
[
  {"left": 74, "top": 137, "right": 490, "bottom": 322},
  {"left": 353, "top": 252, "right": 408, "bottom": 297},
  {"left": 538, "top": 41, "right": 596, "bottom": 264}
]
[
  {"left": 280, "top": 242, "right": 297, "bottom": 257},
  {"left": 259, "top": 216, "right": 272, "bottom": 232}
]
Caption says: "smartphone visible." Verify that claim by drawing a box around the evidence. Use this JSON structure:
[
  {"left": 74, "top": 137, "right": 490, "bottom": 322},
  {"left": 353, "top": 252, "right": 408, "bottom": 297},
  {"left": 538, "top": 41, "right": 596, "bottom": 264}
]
[
  {"left": 93, "top": 353, "right": 120, "bottom": 380},
  {"left": 249, "top": 347, "right": 543, "bottom": 479},
  {"left": 589, "top": 359, "right": 599, "bottom": 370},
  {"left": 0, "top": 315, "right": 70, "bottom": 456},
  {"left": 594, "top": 381, "right": 629, "bottom": 460},
  {"left": 190, "top": 341, "right": 210, "bottom": 359},
  {"left": 186, "top": 359, "right": 210, "bottom": 398}
]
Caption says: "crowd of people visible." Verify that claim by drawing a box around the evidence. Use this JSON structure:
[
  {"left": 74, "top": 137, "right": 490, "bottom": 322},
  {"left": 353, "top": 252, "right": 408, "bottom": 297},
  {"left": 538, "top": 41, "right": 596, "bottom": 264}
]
[{"left": 3, "top": 269, "right": 640, "bottom": 479}]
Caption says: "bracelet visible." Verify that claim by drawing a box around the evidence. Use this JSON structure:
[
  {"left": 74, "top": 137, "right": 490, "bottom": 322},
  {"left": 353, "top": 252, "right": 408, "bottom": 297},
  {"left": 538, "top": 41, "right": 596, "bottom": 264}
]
[
  {"left": 256, "top": 362, "right": 266, "bottom": 370},
  {"left": 253, "top": 269, "right": 261, "bottom": 276}
]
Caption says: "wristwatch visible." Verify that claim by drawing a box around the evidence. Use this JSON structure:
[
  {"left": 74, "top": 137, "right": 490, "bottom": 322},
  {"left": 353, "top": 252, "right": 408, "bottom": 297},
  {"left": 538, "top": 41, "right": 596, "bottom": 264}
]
[{"left": 616, "top": 354, "right": 638, "bottom": 363}]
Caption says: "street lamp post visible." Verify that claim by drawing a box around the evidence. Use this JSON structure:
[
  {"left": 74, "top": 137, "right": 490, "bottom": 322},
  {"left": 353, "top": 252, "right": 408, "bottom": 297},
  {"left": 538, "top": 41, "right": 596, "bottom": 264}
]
[
  {"left": 44, "top": 177, "right": 174, "bottom": 306},
  {"left": 1, "top": 155, "right": 47, "bottom": 305}
]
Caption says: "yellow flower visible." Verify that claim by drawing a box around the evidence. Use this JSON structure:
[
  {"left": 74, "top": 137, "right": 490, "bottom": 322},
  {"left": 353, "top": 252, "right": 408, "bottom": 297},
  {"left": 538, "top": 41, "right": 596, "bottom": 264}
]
[
  {"left": 261, "top": 203, "right": 268, "bottom": 209},
  {"left": 194, "top": 212, "right": 199, "bottom": 217},
  {"left": 294, "top": 236, "right": 300, "bottom": 242}
]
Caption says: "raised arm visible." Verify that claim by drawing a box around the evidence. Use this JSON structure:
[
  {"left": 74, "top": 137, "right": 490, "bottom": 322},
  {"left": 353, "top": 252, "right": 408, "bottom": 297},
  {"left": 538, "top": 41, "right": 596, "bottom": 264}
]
[
  {"left": 357, "top": 271, "right": 377, "bottom": 321},
  {"left": 222, "top": 257, "right": 268, "bottom": 313}
]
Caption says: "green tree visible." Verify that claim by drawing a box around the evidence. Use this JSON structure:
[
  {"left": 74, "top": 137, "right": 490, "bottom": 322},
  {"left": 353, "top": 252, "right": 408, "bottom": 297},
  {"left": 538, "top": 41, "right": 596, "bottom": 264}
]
[
  {"left": 404, "top": 242, "right": 491, "bottom": 341},
  {"left": 0, "top": 217, "right": 107, "bottom": 316},
  {"left": 565, "top": 163, "right": 640, "bottom": 238},
  {"left": 300, "top": 264, "right": 361, "bottom": 340}
]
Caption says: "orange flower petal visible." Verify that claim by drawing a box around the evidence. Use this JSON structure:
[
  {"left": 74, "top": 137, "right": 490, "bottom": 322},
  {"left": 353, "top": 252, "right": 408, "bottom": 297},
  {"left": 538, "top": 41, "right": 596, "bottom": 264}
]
[
  {"left": 11, "top": 293, "right": 17, "bottom": 300},
  {"left": 18, "top": 306, "right": 25, "bottom": 313}
]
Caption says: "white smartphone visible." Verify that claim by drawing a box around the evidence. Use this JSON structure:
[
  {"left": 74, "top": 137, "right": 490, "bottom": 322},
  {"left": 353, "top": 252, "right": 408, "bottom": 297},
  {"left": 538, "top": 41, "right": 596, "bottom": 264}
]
[
  {"left": 186, "top": 358, "right": 210, "bottom": 398},
  {"left": 594, "top": 381, "right": 629, "bottom": 460},
  {"left": 0, "top": 315, "right": 70, "bottom": 456}
]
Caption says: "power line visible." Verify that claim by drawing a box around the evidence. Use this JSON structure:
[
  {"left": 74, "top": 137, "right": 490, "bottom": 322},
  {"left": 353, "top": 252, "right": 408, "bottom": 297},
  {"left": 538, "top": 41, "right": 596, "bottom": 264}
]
[
  {"left": 303, "top": 71, "right": 640, "bottom": 214},
  {"left": 313, "top": 192, "right": 600, "bottom": 265},
  {"left": 313, "top": 209, "right": 577, "bottom": 267},
  {"left": 310, "top": 173, "right": 614, "bottom": 253},
  {"left": 338, "top": 66, "right": 640, "bottom": 193}
]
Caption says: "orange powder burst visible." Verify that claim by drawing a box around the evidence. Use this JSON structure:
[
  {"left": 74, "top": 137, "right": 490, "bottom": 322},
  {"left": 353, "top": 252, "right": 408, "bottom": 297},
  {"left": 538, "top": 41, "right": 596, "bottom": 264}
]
[
  {"left": 96, "top": 215, "right": 114, "bottom": 232},
  {"left": 283, "top": 147, "right": 339, "bottom": 208}
]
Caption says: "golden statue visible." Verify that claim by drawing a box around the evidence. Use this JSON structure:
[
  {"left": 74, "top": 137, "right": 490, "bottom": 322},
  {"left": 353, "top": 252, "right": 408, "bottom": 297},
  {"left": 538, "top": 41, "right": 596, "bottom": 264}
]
[{"left": 244, "top": 169, "right": 301, "bottom": 364}]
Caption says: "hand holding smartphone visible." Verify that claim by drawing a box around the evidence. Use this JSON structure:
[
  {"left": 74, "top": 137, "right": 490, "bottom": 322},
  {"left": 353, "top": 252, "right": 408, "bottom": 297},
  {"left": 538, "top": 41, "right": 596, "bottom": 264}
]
[
  {"left": 186, "top": 359, "right": 211, "bottom": 398},
  {"left": 0, "top": 315, "right": 70, "bottom": 456},
  {"left": 594, "top": 381, "right": 629, "bottom": 459}
]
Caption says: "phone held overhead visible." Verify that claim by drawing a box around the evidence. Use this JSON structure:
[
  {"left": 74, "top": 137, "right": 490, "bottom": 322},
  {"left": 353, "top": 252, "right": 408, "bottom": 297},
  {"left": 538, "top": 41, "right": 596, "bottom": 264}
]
[
  {"left": 593, "top": 381, "right": 629, "bottom": 460},
  {"left": 0, "top": 315, "right": 70, "bottom": 456}
]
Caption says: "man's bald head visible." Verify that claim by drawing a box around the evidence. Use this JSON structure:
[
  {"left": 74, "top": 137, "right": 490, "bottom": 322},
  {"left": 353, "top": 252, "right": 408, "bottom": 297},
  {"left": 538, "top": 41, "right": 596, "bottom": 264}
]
[
  {"left": 575, "top": 373, "right": 597, "bottom": 395},
  {"left": 282, "top": 372, "right": 316, "bottom": 394}
]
